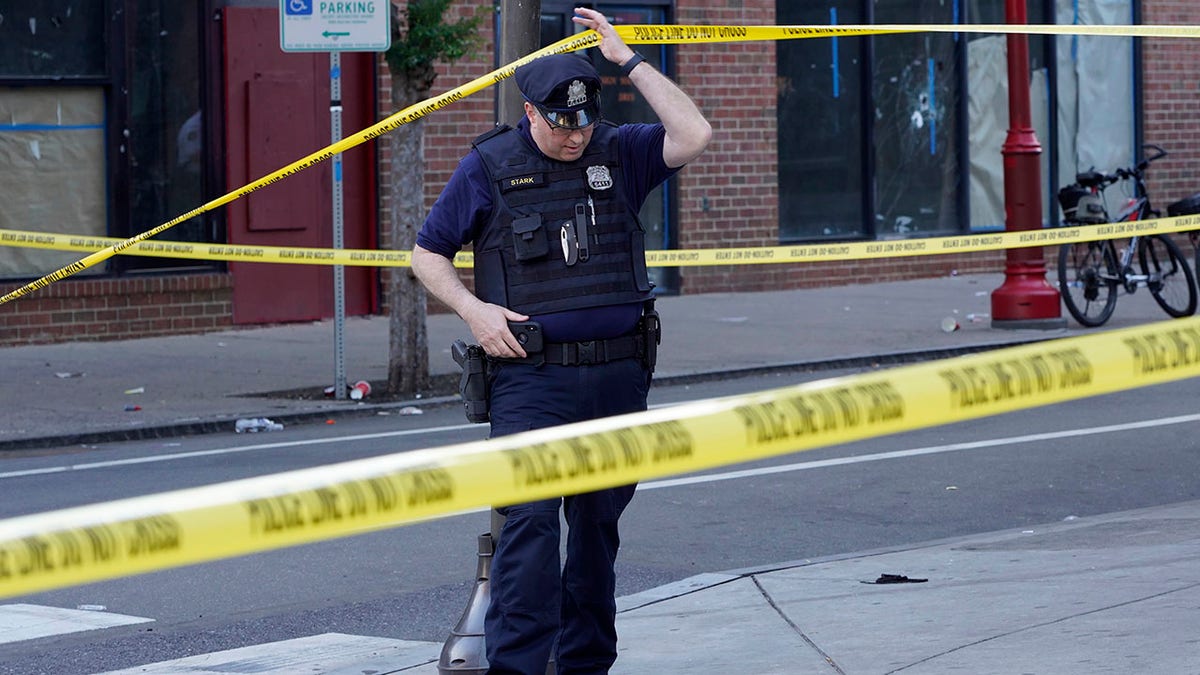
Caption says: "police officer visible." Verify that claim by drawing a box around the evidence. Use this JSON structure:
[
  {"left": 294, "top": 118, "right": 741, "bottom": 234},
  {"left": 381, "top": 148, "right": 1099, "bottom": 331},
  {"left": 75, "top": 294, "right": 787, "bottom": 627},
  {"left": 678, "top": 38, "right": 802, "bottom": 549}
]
[{"left": 412, "top": 8, "right": 710, "bottom": 674}]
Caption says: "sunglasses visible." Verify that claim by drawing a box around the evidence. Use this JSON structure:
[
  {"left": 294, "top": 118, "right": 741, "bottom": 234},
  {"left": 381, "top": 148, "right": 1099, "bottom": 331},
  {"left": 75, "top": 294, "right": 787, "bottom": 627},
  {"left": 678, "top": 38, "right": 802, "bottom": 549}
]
[{"left": 536, "top": 104, "right": 600, "bottom": 132}]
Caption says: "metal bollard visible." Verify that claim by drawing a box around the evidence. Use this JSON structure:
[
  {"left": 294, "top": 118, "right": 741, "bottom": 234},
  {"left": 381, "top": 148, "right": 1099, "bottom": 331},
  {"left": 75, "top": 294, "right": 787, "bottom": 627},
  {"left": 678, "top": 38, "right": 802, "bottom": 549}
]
[
  {"left": 438, "top": 533, "right": 493, "bottom": 674},
  {"left": 439, "top": 524, "right": 556, "bottom": 675}
]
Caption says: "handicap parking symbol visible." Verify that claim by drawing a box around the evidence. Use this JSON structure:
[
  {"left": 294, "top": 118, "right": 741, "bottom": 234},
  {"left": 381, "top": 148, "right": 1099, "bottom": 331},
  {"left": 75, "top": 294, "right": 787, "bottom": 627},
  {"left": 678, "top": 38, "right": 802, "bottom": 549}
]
[{"left": 286, "top": 0, "right": 312, "bottom": 15}]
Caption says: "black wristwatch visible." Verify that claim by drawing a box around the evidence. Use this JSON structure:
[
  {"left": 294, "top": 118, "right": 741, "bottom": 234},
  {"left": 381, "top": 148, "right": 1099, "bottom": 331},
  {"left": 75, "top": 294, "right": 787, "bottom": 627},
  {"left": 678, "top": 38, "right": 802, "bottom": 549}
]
[{"left": 620, "top": 53, "right": 646, "bottom": 77}]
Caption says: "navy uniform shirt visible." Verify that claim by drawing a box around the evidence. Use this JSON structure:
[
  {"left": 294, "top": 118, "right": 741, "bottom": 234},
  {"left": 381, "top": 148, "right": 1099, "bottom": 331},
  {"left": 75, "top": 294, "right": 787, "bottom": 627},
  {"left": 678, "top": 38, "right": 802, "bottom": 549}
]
[{"left": 417, "top": 117, "right": 678, "bottom": 342}]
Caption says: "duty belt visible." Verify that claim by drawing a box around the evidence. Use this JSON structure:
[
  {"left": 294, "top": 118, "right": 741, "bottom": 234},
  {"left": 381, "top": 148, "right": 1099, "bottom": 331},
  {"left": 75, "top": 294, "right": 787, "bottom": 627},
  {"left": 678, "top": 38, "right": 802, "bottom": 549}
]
[
  {"left": 541, "top": 333, "right": 644, "bottom": 366},
  {"left": 497, "top": 301, "right": 660, "bottom": 370}
]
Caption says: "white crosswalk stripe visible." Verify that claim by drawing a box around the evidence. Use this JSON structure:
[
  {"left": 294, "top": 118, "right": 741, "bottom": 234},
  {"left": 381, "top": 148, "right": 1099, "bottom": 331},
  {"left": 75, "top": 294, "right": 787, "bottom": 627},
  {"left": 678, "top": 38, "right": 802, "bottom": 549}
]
[
  {"left": 0, "top": 603, "right": 154, "bottom": 644},
  {"left": 0, "top": 604, "right": 442, "bottom": 672},
  {"left": 98, "top": 633, "right": 441, "bottom": 674}
]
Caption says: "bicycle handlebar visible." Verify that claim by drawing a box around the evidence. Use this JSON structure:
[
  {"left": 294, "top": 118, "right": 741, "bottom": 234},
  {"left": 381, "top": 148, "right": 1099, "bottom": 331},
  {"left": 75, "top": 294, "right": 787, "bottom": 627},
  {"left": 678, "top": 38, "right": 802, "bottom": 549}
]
[
  {"left": 1076, "top": 144, "right": 1168, "bottom": 189},
  {"left": 1142, "top": 143, "right": 1168, "bottom": 166}
]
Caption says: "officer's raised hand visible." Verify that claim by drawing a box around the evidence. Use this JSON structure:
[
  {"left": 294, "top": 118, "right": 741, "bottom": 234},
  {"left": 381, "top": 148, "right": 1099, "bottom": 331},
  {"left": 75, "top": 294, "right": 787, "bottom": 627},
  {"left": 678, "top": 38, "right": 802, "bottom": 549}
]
[
  {"left": 571, "top": 7, "right": 635, "bottom": 67},
  {"left": 571, "top": 6, "right": 711, "bottom": 168}
]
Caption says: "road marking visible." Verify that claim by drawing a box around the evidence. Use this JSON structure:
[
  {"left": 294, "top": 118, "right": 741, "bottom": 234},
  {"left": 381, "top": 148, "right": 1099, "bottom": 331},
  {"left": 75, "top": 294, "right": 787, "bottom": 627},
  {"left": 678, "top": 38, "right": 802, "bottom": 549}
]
[
  {"left": 97, "top": 632, "right": 439, "bottom": 674},
  {"left": 639, "top": 412, "right": 1200, "bottom": 490},
  {"left": 0, "top": 423, "right": 479, "bottom": 480},
  {"left": 0, "top": 603, "right": 153, "bottom": 644}
]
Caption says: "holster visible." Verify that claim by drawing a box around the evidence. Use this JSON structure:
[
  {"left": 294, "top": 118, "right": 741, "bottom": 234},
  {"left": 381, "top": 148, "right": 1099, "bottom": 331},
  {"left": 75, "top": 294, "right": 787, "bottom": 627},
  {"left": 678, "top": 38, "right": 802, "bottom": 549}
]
[
  {"left": 639, "top": 298, "right": 661, "bottom": 373},
  {"left": 451, "top": 339, "right": 491, "bottom": 423}
]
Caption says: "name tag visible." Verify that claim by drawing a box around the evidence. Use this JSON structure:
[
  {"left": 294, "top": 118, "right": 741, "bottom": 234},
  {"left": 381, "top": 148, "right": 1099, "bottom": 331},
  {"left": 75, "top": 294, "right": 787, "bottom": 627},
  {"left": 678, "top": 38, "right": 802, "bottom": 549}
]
[{"left": 502, "top": 174, "right": 544, "bottom": 192}]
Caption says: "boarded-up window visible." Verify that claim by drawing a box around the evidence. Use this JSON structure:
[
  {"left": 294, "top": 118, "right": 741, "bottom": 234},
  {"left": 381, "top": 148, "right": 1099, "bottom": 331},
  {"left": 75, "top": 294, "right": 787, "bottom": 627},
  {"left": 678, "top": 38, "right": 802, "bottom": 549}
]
[{"left": 0, "top": 87, "right": 107, "bottom": 278}]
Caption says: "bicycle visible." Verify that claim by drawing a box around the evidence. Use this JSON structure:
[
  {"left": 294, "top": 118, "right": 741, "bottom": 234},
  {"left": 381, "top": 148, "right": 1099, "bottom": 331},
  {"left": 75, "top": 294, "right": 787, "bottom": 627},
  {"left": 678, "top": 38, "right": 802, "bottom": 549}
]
[{"left": 1055, "top": 144, "right": 1197, "bottom": 327}]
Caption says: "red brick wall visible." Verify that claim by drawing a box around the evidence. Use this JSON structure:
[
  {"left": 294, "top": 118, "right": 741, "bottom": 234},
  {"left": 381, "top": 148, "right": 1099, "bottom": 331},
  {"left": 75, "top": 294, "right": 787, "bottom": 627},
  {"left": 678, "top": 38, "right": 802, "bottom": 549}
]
[
  {"left": 672, "top": 0, "right": 780, "bottom": 294},
  {"left": 0, "top": 274, "right": 233, "bottom": 346},
  {"left": 1141, "top": 2, "right": 1200, "bottom": 210}
]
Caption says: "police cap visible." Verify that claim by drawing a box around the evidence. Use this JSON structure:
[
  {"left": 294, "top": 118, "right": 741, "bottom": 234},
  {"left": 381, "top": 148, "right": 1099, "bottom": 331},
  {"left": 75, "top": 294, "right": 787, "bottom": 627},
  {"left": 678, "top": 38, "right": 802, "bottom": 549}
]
[{"left": 515, "top": 54, "right": 602, "bottom": 130}]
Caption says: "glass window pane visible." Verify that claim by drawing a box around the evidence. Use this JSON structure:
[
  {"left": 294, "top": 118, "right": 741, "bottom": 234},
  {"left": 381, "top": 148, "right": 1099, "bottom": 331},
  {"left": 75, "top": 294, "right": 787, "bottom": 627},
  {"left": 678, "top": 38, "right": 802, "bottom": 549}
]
[
  {"left": 1055, "top": 0, "right": 1134, "bottom": 187},
  {"left": 126, "top": 0, "right": 208, "bottom": 263},
  {"left": 539, "top": 14, "right": 565, "bottom": 48},
  {"left": 0, "top": 1, "right": 108, "bottom": 78},
  {"left": 777, "top": 3, "right": 863, "bottom": 241},
  {"left": 873, "top": 1, "right": 963, "bottom": 237},
  {"left": 966, "top": 0, "right": 1052, "bottom": 231}
]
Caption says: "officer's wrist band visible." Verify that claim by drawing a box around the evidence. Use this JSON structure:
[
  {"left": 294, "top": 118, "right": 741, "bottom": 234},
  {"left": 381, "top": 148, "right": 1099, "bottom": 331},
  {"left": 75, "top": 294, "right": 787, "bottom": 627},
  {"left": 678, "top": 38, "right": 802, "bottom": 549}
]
[{"left": 620, "top": 53, "right": 646, "bottom": 77}]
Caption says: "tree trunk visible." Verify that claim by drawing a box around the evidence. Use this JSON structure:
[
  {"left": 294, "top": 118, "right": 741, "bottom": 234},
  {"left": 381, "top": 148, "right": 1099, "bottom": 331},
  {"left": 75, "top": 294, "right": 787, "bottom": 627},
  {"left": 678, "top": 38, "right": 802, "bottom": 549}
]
[{"left": 386, "top": 80, "right": 432, "bottom": 397}]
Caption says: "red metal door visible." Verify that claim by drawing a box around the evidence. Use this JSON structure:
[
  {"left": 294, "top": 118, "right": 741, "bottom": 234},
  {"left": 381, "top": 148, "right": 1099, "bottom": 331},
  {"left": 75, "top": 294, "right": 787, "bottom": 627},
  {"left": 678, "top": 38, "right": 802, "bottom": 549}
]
[{"left": 223, "top": 7, "right": 377, "bottom": 324}]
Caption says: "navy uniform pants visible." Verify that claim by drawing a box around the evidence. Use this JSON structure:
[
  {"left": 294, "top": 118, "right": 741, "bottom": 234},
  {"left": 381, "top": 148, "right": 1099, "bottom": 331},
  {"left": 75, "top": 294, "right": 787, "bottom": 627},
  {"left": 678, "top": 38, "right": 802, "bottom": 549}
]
[{"left": 485, "top": 357, "right": 651, "bottom": 675}]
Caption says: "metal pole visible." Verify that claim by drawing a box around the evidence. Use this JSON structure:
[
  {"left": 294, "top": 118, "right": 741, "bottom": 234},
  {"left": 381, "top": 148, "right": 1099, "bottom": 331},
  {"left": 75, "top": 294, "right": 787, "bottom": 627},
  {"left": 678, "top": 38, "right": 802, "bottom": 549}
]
[
  {"left": 497, "top": 0, "right": 540, "bottom": 127},
  {"left": 331, "top": 52, "right": 348, "bottom": 398},
  {"left": 990, "top": 0, "right": 1066, "bottom": 329}
]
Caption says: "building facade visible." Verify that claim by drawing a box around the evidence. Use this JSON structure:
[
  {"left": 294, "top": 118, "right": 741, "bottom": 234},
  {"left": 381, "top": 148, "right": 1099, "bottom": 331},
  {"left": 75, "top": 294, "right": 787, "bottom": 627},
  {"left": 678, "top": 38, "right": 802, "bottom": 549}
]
[{"left": 2, "top": 0, "right": 1198, "bottom": 345}]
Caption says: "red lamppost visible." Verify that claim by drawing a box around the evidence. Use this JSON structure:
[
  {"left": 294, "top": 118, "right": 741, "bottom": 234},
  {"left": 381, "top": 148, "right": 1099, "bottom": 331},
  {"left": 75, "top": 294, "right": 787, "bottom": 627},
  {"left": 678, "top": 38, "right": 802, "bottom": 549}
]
[{"left": 991, "top": 0, "right": 1066, "bottom": 329}]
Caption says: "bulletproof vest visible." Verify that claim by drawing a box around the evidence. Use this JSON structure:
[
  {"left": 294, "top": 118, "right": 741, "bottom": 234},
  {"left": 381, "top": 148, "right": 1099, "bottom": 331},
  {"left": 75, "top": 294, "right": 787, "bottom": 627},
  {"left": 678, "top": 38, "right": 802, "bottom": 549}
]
[{"left": 471, "top": 122, "right": 653, "bottom": 315}]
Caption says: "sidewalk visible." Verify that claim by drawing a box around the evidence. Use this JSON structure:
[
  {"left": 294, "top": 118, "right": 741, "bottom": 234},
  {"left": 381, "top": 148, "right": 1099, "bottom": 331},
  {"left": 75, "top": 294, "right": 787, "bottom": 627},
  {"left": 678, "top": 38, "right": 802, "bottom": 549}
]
[
  {"left": 6, "top": 272, "right": 1199, "bottom": 674},
  {"left": 373, "top": 499, "right": 1200, "bottom": 674},
  {"left": 2, "top": 272, "right": 1152, "bottom": 450}
]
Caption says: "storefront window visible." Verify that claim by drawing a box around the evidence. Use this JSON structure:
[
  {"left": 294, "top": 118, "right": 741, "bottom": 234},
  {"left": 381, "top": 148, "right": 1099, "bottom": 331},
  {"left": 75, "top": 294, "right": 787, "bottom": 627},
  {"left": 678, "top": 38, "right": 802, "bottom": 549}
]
[
  {"left": 127, "top": 0, "right": 208, "bottom": 267},
  {"left": 0, "top": 1, "right": 211, "bottom": 280},
  {"left": 777, "top": 2, "right": 864, "bottom": 241},
  {"left": 1051, "top": 0, "right": 1134, "bottom": 200},
  {"left": 872, "top": 0, "right": 963, "bottom": 237},
  {"left": 966, "top": 0, "right": 1054, "bottom": 231}
]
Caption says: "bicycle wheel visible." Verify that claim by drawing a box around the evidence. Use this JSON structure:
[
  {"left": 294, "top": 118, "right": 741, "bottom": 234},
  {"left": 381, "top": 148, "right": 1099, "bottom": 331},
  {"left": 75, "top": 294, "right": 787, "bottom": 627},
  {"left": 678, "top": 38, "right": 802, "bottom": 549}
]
[
  {"left": 1058, "top": 241, "right": 1119, "bottom": 327},
  {"left": 1139, "top": 235, "right": 1198, "bottom": 317}
]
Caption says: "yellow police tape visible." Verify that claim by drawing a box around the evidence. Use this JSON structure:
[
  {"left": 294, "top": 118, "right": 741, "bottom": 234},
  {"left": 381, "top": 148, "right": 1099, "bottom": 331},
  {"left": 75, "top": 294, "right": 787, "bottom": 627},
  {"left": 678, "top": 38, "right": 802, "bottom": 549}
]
[
  {"left": 2, "top": 22, "right": 1198, "bottom": 304},
  {"left": 616, "top": 23, "right": 1200, "bottom": 45},
  {"left": 3, "top": 316, "right": 1200, "bottom": 597},
  {"left": 5, "top": 211, "right": 1199, "bottom": 268}
]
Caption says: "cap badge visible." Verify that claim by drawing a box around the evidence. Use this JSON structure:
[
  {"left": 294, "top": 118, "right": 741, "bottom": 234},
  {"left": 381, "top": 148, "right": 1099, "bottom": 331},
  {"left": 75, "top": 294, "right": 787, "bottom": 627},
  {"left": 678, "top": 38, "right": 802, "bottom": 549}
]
[
  {"left": 587, "top": 165, "right": 613, "bottom": 190},
  {"left": 567, "top": 80, "right": 588, "bottom": 107}
]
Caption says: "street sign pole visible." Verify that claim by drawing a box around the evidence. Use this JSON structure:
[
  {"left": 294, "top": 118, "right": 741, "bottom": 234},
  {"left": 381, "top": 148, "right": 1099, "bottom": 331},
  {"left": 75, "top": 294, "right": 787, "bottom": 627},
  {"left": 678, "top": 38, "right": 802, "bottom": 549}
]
[
  {"left": 280, "top": 0, "right": 390, "bottom": 400},
  {"left": 330, "top": 52, "right": 347, "bottom": 399}
]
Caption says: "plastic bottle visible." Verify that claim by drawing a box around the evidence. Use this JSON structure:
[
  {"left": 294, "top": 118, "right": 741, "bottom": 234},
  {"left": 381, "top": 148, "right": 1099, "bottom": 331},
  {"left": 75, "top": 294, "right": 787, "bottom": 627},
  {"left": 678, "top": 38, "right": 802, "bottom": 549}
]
[{"left": 235, "top": 417, "right": 284, "bottom": 433}]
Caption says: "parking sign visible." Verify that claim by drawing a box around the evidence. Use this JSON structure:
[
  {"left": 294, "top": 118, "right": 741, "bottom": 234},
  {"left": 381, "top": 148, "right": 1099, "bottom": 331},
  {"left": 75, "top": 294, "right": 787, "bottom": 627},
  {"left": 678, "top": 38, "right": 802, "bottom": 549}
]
[{"left": 280, "top": 0, "right": 391, "bottom": 52}]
